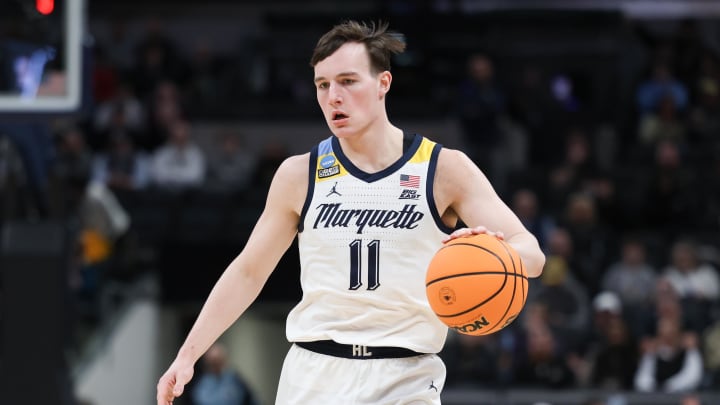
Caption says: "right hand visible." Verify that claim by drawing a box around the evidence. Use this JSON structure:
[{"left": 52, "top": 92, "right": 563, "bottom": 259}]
[{"left": 156, "top": 360, "right": 195, "bottom": 405}]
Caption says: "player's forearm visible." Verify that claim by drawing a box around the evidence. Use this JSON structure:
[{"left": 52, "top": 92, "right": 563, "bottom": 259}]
[
  {"left": 506, "top": 232, "right": 545, "bottom": 278},
  {"left": 174, "top": 257, "right": 266, "bottom": 365}
]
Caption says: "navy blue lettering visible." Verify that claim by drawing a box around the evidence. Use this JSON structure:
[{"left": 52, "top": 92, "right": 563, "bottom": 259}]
[{"left": 313, "top": 204, "right": 425, "bottom": 234}]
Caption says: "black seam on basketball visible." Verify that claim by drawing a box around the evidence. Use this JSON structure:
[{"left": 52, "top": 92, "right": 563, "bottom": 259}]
[
  {"left": 520, "top": 259, "right": 528, "bottom": 308},
  {"left": 426, "top": 271, "right": 528, "bottom": 287},
  {"left": 426, "top": 242, "right": 525, "bottom": 287},
  {"left": 482, "top": 241, "right": 520, "bottom": 334},
  {"left": 432, "top": 243, "right": 509, "bottom": 318}
]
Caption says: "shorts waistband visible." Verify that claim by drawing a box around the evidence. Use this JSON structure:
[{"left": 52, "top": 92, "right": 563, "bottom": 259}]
[{"left": 294, "top": 340, "right": 424, "bottom": 360}]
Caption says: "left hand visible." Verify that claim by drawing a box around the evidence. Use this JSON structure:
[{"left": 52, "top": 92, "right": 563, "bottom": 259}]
[{"left": 442, "top": 225, "right": 504, "bottom": 244}]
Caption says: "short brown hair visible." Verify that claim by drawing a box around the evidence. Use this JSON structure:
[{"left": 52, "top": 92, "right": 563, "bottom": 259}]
[{"left": 310, "top": 20, "right": 406, "bottom": 74}]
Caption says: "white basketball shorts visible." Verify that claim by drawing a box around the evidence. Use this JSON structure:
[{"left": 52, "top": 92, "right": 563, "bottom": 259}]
[{"left": 275, "top": 343, "right": 447, "bottom": 405}]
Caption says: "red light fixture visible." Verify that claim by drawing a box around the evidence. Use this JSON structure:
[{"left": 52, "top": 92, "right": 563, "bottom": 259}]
[{"left": 36, "top": 0, "right": 54, "bottom": 15}]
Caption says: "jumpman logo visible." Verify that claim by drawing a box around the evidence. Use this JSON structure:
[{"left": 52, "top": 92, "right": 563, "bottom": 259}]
[
  {"left": 428, "top": 381, "right": 438, "bottom": 392},
  {"left": 326, "top": 182, "right": 342, "bottom": 197}
]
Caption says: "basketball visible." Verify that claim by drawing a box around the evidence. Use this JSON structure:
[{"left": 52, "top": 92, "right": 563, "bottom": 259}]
[{"left": 425, "top": 233, "right": 528, "bottom": 336}]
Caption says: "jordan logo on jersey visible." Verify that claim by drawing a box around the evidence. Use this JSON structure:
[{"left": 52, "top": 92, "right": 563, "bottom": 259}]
[
  {"left": 313, "top": 203, "right": 424, "bottom": 234},
  {"left": 326, "top": 182, "right": 342, "bottom": 197}
]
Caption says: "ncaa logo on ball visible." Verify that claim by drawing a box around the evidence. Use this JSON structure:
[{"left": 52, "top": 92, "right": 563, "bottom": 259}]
[{"left": 439, "top": 287, "right": 456, "bottom": 305}]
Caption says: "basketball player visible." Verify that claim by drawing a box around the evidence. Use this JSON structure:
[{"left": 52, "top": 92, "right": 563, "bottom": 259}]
[{"left": 157, "top": 20, "right": 545, "bottom": 405}]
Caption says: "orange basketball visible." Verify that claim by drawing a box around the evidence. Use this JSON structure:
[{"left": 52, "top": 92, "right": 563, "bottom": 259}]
[{"left": 425, "top": 233, "right": 528, "bottom": 336}]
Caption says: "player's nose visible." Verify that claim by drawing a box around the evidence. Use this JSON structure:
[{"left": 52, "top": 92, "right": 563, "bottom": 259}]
[{"left": 328, "top": 83, "right": 342, "bottom": 105}]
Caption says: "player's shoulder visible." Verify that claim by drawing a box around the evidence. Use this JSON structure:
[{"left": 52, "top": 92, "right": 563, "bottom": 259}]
[
  {"left": 273, "top": 152, "right": 308, "bottom": 175},
  {"left": 269, "top": 153, "right": 310, "bottom": 188},
  {"left": 267, "top": 153, "right": 311, "bottom": 211},
  {"left": 436, "top": 146, "right": 474, "bottom": 174}
]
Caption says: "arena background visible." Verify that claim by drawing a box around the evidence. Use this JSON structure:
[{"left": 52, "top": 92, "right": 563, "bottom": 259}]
[{"left": 1, "top": 0, "right": 720, "bottom": 404}]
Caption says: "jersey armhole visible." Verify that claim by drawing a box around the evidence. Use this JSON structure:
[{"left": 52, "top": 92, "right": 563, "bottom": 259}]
[
  {"left": 298, "top": 146, "right": 318, "bottom": 233},
  {"left": 426, "top": 143, "right": 455, "bottom": 234}
]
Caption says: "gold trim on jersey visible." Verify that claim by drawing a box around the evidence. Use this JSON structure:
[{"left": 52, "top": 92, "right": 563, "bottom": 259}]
[{"left": 409, "top": 138, "right": 436, "bottom": 164}]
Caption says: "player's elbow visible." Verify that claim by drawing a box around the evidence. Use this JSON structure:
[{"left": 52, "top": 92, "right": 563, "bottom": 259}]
[{"left": 525, "top": 248, "right": 546, "bottom": 278}]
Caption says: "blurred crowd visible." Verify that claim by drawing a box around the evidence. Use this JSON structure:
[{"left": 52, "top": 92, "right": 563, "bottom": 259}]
[
  {"left": 440, "top": 18, "right": 720, "bottom": 398},
  {"left": 0, "top": 8, "right": 719, "bottom": 401}
]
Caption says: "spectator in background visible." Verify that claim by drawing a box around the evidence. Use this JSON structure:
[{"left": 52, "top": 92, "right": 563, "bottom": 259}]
[
  {"left": 511, "top": 188, "right": 555, "bottom": 252},
  {"left": 456, "top": 53, "right": 506, "bottom": 177},
  {"left": 191, "top": 342, "right": 258, "bottom": 405},
  {"left": 507, "top": 65, "right": 553, "bottom": 167},
  {"left": 642, "top": 140, "right": 701, "bottom": 232},
  {"left": 91, "top": 46, "right": 119, "bottom": 104},
  {"left": 587, "top": 303, "right": 638, "bottom": 390},
  {"left": 560, "top": 193, "right": 614, "bottom": 295},
  {"left": 93, "top": 81, "right": 145, "bottom": 139},
  {"left": 91, "top": 132, "right": 151, "bottom": 192},
  {"left": 601, "top": 236, "right": 657, "bottom": 335},
  {"left": 185, "top": 39, "right": 232, "bottom": 116},
  {"left": 528, "top": 255, "right": 591, "bottom": 348},
  {"left": 95, "top": 18, "right": 137, "bottom": 74},
  {"left": 636, "top": 63, "right": 688, "bottom": 116},
  {"left": 509, "top": 302, "right": 576, "bottom": 389},
  {"left": 634, "top": 316, "right": 703, "bottom": 393},
  {"left": 688, "top": 76, "right": 720, "bottom": 145},
  {"left": 53, "top": 129, "right": 130, "bottom": 320},
  {"left": 91, "top": 97, "right": 146, "bottom": 153},
  {"left": 638, "top": 93, "right": 688, "bottom": 146},
  {"left": 546, "top": 227, "right": 575, "bottom": 265},
  {"left": 641, "top": 278, "right": 685, "bottom": 339},
  {"left": 662, "top": 239, "right": 720, "bottom": 333},
  {"left": 205, "top": 132, "right": 256, "bottom": 194},
  {"left": 51, "top": 126, "right": 94, "bottom": 216},
  {"left": 545, "top": 128, "right": 598, "bottom": 217},
  {"left": 143, "top": 80, "right": 185, "bottom": 152},
  {"left": 440, "top": 331, "right": 510, "bottom": 388},
  {"left": 72, "top": 179, "right": 131, "bottom": 311},
  {"left": 567, "top": 291, "right": 627, "bottom": 389},
  {"left": 131, "top": 19, "right": 189, "bottom": 100},
  {"left": 150, "top": 119, "right": 206, "bottom": 191}
]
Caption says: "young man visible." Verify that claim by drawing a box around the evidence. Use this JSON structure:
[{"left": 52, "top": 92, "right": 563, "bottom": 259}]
[{"left": 157, "top": 20, "right": 545, "bottom": 405}]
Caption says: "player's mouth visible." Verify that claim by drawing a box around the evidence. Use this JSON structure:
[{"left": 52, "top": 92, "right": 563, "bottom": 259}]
[{"left": 331, "top": 111, "right": 349, "bottom": 125}]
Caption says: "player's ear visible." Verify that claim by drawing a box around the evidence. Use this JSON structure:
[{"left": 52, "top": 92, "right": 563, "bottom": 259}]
[{"left": 378, "top": 71, "right": 392, "bottom": 99}]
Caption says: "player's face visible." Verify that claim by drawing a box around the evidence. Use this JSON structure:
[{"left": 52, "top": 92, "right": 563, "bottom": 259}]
[{"left": 314, "top": 42, "right": 390, "bottom": 138}]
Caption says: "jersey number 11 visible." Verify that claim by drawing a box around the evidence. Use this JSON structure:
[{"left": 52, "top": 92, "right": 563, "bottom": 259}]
[{"left": 349, "top": 239, "right": 380, "bottom": 290}]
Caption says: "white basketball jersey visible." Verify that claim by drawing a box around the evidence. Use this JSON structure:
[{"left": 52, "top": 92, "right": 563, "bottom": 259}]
[{"left": 286, "top": 134, "right": 454, "bottom": 354}]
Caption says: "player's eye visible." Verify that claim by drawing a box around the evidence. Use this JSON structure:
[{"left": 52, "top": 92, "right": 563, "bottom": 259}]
[
  {"left": 317, "top": 82, "right": 329, "bottom": 90},
  {"left": 342, "top": 79, "right": 355, "bottom": 85}
]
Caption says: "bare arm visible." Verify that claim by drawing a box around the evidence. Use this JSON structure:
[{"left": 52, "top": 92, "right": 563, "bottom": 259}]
[
  {"left": 157, "top": 153, "right": 308, "bottom": 404},
  {"left": 434, "top": 148, "right": 545, "bottom": 277}
]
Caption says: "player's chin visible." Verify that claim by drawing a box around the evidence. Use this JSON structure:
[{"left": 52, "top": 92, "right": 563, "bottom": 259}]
[{"left": 328, "top": 123, "right": 353, "bottom": 137}]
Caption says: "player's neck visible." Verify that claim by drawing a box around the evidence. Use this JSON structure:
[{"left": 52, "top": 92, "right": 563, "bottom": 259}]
[{"left": 338, "top": 123, "right": 404, "bottom": 173}]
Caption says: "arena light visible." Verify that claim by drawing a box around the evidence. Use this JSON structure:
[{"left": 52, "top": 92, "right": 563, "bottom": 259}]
[{"left": 36, "top": 0, "right": 54, "bottom": 15}]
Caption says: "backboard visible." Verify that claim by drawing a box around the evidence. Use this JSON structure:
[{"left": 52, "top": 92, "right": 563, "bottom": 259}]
[{"left": 0, "top": 0, "right": 85, "bottom": 114}]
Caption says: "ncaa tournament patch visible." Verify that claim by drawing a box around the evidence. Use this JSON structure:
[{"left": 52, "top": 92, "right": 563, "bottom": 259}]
[{"left": 318, "top": 154, "right": 340, "bottom": 179}]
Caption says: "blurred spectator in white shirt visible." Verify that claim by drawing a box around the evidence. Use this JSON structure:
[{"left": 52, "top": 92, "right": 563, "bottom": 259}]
[{"left": 150, "top": 119, "right": 206, "bottom": 191}]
